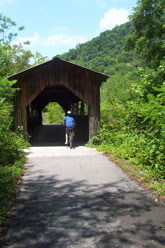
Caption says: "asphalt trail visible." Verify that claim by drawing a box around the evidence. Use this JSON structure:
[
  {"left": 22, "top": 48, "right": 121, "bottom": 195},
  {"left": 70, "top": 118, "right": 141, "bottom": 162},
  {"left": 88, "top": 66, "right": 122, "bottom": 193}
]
[{"left": 1, "top": 125, "right": 165, "bottom": 248}]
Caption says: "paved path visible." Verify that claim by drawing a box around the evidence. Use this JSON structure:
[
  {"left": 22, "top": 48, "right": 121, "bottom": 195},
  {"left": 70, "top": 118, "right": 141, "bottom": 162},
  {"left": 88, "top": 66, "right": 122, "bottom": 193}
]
[{"left": 1, "top": 126, "right": 165, "bottom": 248}]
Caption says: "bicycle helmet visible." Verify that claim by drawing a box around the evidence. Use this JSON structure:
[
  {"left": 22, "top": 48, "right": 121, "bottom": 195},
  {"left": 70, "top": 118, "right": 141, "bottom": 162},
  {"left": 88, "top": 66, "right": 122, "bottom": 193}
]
[{"left": 67, "top": 110, "right": 71, "bottom": 115}]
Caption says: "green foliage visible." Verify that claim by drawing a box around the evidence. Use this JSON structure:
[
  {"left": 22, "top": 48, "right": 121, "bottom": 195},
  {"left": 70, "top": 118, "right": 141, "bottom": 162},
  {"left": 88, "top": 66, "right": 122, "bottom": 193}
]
[
  {"left": 90, "top": 62, "right": 165, "bottom": 180},
  {"left": 0, "top": 158, "right": 24, "bottom": 232},
  {"left": 0, "top": 77, "right": 16, "bottom": 104},
  {"left": 0, "top": 76, "right": 29, "bottom": 233},
  {"left": 43, "top": 102, "right": 65, "bottom": 124},
  {"left": 0, "top": 13, "right": 48, "bottom": 234},
  {"left": 125, "top": 0, "right": 165, "bottom": 68},
  {"left": 0, "top": 42, "right": 48, "bottom": 77},
  {"left": 0, "top": 44, "right": 11, "bottom": 77},
  {"left": 0, "top": 13, "right": 46, "bottom": 168},
  {"left": 57, "top": 8, "right": 164, "bottom": 187},
  {"left": 0, "top": 124, "right": 29, "bottom": 166},
  {"left": 0, "top": 13, "right": 48, "bottom": 77},
  {"left": 0, "top": 76, "right": 29, "bottom": 234},
  {"left": 58, "top": 21, "right": 143, "bottom": 75},
  {"left": 85, "top": 1, "right": 165, "bottom": 195},
  {"left": 32, "top": 51, "right": 48, "bottom": 66},
  {"left": 8, "top": 44, "right": 48, "bottom": 74},
  {"left": 0, "top": 13, "right": 24, "bottom": 44},
  {"left": 0, "top": 78, "right": 29, "bottom": 167}
]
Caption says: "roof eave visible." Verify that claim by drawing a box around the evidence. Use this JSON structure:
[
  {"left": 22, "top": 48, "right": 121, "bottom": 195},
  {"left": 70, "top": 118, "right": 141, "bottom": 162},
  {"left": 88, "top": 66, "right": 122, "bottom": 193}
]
[{"left": 8, "top": 57, "right": 109, "bottom": 82}]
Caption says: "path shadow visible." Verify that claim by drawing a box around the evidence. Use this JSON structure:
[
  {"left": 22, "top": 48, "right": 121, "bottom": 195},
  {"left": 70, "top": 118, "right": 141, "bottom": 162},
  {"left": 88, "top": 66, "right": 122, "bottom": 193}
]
[
  {"left": 30, "top": 125, "right": 86, "bottom": 147},
  {"left": 1, "top": 168, "right": 165, "bottom": 248}
]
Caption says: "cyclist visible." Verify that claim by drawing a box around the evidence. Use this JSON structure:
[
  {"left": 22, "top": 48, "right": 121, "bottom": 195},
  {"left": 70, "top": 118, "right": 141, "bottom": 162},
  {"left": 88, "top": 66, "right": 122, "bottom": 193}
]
[{"left": 63, "top": 111, "right": 76, "bottom": 145}]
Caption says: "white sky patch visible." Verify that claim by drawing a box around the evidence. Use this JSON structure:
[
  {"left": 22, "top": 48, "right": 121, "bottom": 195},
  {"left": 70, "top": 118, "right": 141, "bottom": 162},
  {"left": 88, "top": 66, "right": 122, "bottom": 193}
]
[
  {"left": 0, "top": 0, "right": 14, "bottom": 5},
  {"left": 43, "top": 25, "right": 88, "bottom": 47},
  {"left": 99, "top": 8, "right": 129, "bottom": 31},
  {"left": 13, "top": 28, "right": 88, "bottom": 58},
  {"left": 44, "top": 33, "right": 87, "bottom": 47},
  {"left": 14, "top": 32, "right": 40, "bottom": 46}
]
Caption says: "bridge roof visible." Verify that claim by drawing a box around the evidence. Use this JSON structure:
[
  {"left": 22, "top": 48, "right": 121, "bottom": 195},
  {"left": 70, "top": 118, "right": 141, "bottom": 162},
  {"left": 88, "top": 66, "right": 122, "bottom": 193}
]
[{"left": 9, "top": 57, "right": 109, "bottom": 83}]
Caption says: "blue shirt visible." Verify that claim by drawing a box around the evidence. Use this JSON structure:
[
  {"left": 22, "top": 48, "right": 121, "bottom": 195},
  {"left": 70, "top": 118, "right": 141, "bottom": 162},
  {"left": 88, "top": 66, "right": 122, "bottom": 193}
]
[{"left": 64, "top": 116, "right": 75, "bottom": 127}]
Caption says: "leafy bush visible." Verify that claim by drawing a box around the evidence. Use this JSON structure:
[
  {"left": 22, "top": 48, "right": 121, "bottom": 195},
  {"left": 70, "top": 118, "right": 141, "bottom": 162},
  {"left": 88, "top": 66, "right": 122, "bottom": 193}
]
[
  {"left": 0, "top": 158, "right": 24, "bottom": 232},
  {"left": 0, "top": 77, "right": 29, "bottom": 233},
  {"left": 0, "top": 123, "right": 29, "bottom": 167},
  {"left": 0, "top": 13, "right": 45, "bottom": 234},
  {"left": 90, "top": 62, "right": 165, "bottom": 179},
  {"left": 0, "top": 78, "right": 29, "bottom": 167}
]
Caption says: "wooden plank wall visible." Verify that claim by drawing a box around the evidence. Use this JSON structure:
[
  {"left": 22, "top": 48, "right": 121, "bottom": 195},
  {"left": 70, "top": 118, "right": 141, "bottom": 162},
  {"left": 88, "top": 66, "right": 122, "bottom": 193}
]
[{"left": 13, "top": 59, "right": 104, "bottom": 139}]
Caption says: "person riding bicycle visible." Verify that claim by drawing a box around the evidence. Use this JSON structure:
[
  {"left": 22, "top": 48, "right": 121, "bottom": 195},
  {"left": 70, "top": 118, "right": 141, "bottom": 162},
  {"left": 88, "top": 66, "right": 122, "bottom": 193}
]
[{"left": 63, "top": 111, "right": 76, "bottom": 145}]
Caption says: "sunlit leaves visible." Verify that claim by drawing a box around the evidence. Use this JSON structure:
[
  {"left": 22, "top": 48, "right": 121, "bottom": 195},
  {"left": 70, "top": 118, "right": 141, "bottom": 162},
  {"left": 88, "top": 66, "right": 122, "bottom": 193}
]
[
  {"left": 0, "top": 13, "right": 24, "bottom": 44},
  {"left": 43, "top": 102, "right": 65, "bottom": 124},
  {"left": 126, "top": 0, "right": 165, "bottom": 68}
]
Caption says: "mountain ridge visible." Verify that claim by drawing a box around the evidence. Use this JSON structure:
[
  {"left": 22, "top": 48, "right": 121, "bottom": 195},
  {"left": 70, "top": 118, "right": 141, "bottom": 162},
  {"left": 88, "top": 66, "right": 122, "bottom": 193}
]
[{"left": 56, "top": 21, "right": 142, "bottom": 76}]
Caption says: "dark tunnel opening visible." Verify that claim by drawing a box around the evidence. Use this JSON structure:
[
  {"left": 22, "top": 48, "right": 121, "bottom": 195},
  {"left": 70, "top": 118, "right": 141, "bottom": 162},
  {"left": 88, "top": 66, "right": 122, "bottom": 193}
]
[{"left": 27, "top": 85, "right": 89, "bottom": 146}]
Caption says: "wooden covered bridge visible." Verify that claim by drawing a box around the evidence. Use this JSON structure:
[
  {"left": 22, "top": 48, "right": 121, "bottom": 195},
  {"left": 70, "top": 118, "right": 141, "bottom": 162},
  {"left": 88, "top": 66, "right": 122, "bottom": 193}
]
[{"left": 9, "top": 58, "right": 108, "bottom": 141}]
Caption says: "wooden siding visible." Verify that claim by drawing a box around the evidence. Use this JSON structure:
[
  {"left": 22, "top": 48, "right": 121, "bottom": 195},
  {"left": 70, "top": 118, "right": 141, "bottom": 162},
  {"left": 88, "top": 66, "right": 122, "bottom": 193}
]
[{"left": 9, "top": 58, "right": 108, "bottom": 139}]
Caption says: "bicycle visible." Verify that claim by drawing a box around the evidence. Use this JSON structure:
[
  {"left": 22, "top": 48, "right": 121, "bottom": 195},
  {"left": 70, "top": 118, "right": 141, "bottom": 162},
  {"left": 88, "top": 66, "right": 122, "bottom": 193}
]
[{"left": 68, "top": 127, "right": 74, "bottom": 149}]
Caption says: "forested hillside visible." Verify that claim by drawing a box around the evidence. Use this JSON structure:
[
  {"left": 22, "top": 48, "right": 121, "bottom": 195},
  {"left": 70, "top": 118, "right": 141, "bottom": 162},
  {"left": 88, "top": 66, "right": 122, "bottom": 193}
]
[
  {"left": 58, "top": 21, "right": 141, "bottom": 75},
  {"left": 57, "top": 21, "right": 144, "bottom": 105}
]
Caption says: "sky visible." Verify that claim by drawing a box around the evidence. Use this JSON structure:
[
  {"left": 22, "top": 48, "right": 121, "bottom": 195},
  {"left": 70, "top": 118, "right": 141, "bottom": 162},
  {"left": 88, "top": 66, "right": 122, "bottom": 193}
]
[{"left": 0, "top": 0, "right": 138, "bottom": 59}]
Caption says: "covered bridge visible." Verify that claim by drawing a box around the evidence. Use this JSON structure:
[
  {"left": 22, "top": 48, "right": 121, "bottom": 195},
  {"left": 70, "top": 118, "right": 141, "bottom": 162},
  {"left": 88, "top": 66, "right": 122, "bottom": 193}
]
[{"left": 9, "top": 58, "right": 108, "bottom": 141}]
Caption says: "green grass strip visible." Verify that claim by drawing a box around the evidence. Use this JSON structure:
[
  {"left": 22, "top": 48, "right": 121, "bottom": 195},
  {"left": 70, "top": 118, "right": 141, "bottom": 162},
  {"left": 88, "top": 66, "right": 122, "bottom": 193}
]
[{"left": 0, "top": 157, "right": 25, "bottom": 235}]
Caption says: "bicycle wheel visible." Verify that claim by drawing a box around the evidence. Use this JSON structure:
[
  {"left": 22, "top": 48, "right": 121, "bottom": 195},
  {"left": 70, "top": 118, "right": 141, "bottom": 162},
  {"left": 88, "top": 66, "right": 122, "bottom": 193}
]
[{"left": 69, "top": 131, "right": 73, "bottom": 149}]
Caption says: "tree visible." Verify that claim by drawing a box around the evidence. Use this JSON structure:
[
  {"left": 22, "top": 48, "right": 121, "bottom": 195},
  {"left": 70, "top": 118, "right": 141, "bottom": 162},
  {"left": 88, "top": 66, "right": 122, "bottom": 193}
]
[
  {"left": 0, "top": 13, "right": 24, "bottom": 44},
  {"left": 44, "top": 103, "right": 65, "bottom": 124},
  {"left": 0, "top": 13, "right": 48, "bottom": 76},
  {"left": 125, "top": 0, "right": 165, "bottom": 68},
  {"left": 8, "top": 45, "right": 48, "bottom": 75},
  {"left": 0, "top": 44, "right": 11, "bottom": 77}
]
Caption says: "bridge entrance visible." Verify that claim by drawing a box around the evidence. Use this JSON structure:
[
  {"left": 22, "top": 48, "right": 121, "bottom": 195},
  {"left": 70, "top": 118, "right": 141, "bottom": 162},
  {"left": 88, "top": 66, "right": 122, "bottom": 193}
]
[{"left": 9, "top": 58, "right": 108, "bottom": 141}]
